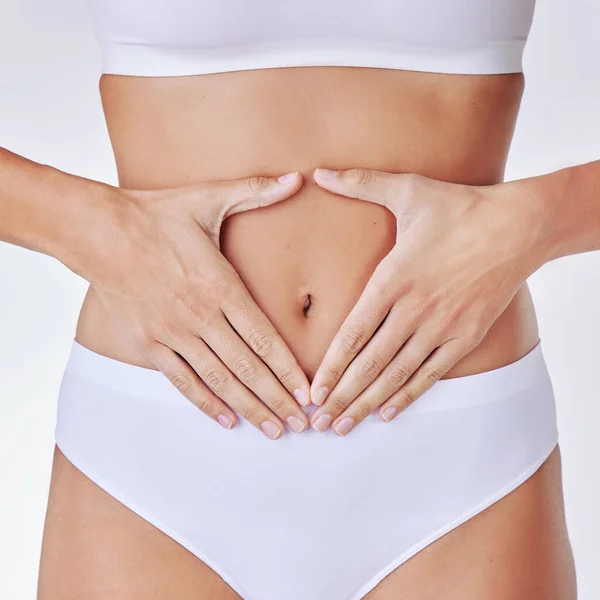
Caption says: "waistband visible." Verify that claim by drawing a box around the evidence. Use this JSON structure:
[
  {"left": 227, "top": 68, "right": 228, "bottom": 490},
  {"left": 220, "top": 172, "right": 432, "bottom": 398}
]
[{"left": 60, "top": 337, "right": 553, "bottom": 417}]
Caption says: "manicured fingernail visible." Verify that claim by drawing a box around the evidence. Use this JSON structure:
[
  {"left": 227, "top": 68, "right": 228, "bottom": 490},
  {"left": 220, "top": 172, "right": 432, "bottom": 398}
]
[
  {"left": 293, "top": 388, "right": 310, "bottom": 407},
  {"left": 334, "top": 417, "right": 354, "bottom": 436},
  {"left": 381, "top": 406, "right": 399, "bottom": 422},
  {"left": 312, "top": 413, "right": 332, "bottom": 432},
  {"left": 278, "top": 171, "right": 298, "bottom": 184},
  {"left": 315, "top": 168, "right": 339, "bottom": 179},
  {"left": 312, "top": 386, "right": 329, "bottom": 405},
  {"left": 261, "top": 420, "right": 282, "bottom": 439},
  {"left": 217, "top": 414, "right": 233, "bottom": 429},
  {"left": 287, "top": 415, "right": 307, "bottom": 434}
]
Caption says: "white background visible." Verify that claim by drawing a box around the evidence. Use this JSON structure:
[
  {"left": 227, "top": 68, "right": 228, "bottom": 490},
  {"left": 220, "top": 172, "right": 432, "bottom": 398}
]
[{"left": 1, "top": 0, "right": 599, "bottom": 597}]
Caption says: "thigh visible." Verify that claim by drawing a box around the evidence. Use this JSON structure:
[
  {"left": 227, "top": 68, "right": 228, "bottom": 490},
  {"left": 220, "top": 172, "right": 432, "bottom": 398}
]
[
  {"left": 37, "top": 446, "right": 241, "bottom": 600},
  {"left": 364, "top": 444, "right": 577, "bottom": 600}
]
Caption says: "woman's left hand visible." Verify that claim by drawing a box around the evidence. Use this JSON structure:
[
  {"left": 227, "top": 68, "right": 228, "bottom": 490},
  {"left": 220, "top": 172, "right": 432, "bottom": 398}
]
[{"left": 308, "top": 167, "right": 547, "bottom": 435}]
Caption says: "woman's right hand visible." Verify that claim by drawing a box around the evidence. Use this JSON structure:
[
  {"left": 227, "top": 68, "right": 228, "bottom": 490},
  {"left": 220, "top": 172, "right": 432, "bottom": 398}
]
[{"left": 78, "top": 171, "right": 310, "bottom": 440}]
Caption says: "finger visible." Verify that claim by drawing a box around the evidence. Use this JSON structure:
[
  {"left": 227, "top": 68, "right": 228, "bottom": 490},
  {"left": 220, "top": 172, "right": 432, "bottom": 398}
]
[
  {"left": 168, "top": 333, "right": 288, "bottom": 440},
  {"left": 213, "top": 172, "right": 303, "bottom": 217},
  {"left": 313, "top": 167, "right": 405, "bottom": 210},
  {"left": 378, "top": 338, "right": 466, "bottom": 421},
  {"left": 221, "top": 284, "right": 311, "bottom": 408},
  {"left": 309, "top": 301, "right": 417, "bottom": 428},
  {"left": 315, "top": 330, "right": 436, "bottom": 434},
  {"left": 143, "top": 341, "right": 238, "bottom": 431},
  {"left": 200, "top": 312, "right": 309, "bottom": 433},
  {"left": 309, "top": 255, "right": 402, "bottom": 406}
]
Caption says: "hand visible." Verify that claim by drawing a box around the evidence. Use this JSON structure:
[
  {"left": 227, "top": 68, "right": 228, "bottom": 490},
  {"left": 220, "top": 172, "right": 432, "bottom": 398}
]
[
  {"left": 308, "top": 167, "right": 545, "bottom": 435},
  {"left": 80, "top": 171, "right": 311, "bottom": 440}
]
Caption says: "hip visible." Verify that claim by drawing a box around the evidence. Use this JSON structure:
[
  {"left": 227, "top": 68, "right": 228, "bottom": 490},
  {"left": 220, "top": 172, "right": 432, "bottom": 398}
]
[{"left": 42, "top": 330, "right": 574, "bottom": 599}]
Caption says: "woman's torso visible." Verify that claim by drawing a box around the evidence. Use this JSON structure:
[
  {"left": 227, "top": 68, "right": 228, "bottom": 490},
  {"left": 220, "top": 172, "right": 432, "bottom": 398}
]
[
  {"left": 45, "top": 66, "right": 576, "bottom": 598},
  {"left": 76, "top": 66, "right": 539, "bottom": 378}
]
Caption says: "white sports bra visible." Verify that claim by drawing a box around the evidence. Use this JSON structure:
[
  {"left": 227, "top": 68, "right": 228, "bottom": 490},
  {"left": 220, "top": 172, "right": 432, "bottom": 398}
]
[{"left": 89, "top": 0, "right": 537, "bottom": 77}]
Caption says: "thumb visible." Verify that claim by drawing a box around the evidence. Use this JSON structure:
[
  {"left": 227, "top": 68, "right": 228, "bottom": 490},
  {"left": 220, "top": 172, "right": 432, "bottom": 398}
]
[
  {"left": 210, "top": 171, "right": 302, "bottom": 219},
  {"left": 313, "top": 167, "right": 407, "bottom": 211}
]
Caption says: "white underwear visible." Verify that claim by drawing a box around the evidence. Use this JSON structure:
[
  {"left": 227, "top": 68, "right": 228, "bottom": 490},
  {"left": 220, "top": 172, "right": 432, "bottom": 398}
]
[{"left": 54, "top": 337, "right": 559, "bottom": 600}]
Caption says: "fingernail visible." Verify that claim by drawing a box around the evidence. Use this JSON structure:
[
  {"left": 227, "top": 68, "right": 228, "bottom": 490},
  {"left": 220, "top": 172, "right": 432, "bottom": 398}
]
[
  {"left": 312, "top": 413, "right": 332, "bottom": 432},
  {"left": 278, "top": 171, "right": 298, "bottom": 184},
  {"left": 261, "top": 420, "right": 282, "bottom": 439},
  {"left": 217, "top": 414, "right": 233, "bottom": 429},
  {"left": 312, "top": 386, "right": 329, "bottom": 405},
  {"left": 334, "top": 417, "right": 354, "bottom": 436},
  {"left": 381, "top": 406, "right": 399, "bottom": 422},
  {"left": 293, "top": 388, "right": 310, "bottom": 407},
  {"left": 287, "top": 415, "right": 307, "bottom": 434},
  {"left": 315, "top": 168, "right": 339, "bottom": 179}
]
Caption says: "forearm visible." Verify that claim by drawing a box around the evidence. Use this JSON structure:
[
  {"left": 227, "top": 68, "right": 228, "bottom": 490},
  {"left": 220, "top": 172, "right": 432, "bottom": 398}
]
[
  {"left": 500, "top": 158, "right": 600, "bottom": 264},
  {"left": 0, "top": 146, "right": 120, "bottom": 278}
]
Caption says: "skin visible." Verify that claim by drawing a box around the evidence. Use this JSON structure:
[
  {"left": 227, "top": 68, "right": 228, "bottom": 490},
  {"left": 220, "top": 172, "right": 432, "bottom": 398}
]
[
  {"left": 74, "top": 175, "right": 314, "bottom": 439},
  {"left": 307, "top": 170, "right": 550, "bottom": 435},
  {"left": 38, "top": 65, "right": 577, "bottom": 597}
]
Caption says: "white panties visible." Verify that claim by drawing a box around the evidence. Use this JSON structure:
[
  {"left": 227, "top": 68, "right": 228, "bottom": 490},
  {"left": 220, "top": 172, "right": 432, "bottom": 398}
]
[{"left": 54, "top": 337, "right": 559, "bottom": 600}]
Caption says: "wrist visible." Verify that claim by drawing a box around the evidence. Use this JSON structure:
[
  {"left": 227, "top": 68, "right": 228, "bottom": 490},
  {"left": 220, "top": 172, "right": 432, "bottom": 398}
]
[
  {"left": 485, "top": 171, "right": 566, "bottom": 270},
  {"left": 46, "top": 166, "right": 125, "bottom": 281},
  {"left": 471, "top": 178, "right": 550, "bottom": 283}
]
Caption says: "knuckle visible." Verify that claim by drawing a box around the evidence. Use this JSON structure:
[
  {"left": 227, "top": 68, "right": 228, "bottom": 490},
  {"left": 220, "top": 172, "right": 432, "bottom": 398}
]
[
  {"left": 386, "top": 363, "right": 412, "bottom": 388},
  {"left": 377, "top": 271, "right": 409, "bottom": 300},
  {"left": 220, "top": 286, "right": 244, "bottom": 310},
  {"left": 233, "top": 356, "right": 257, "bottom": 382},
  {"left": 203, "top": 368, "right": 230, "bottom": 394},
  {"left": 190, "top": 306, "right": 209, "bottom": 328},
  {"left": 133, "top": 330, "right": 157, "bottom": 352},
  {"left": 424, "top": 367, "right": 443, "bottom": 386},
  {"left": 398, "top": 277, "right": 416, "bottom": 297},
  {"left": 464, "top": 321, "right": 485, "bottom": 347},
  {"left": 329, "top": 395, "right": 349, "bottom": 414},
  {"left": 325, "top": 362, "right": 345, "bottom": 380},
  {"left": 180, "top": 342, "right": 206, "bottom": 367},
  {"left": 398, "top": 388, "right": 415, "bottom": 408},
  {"left": 353, "top": 402, "right": 373, "bottom": 423},
  {"left": 156, "top": 313, "right": 181, "bottom": 337},
  {"left": 369, "top": 270, "right": 405, "bottom": 302},
  {"left": 246, "top": 175, "right": 271, "bottom": 193},
  {"left": 157, "top": 314, "right": 174, "bottom": 334},
  {"left": 242, "top": 402, "right": 260, "bottom": 422},
  {"left": 400, "top": 172, "right": 424, "bottom": 198},
  {"left": 204, "top": 273, "right": 233, "bottom": 301},
  {"left": 175, "top": 290, "right": 210, "bottom": 325},
  {"left": 368, "top": 278, "right": 391, "bottom": 300},
  {"left": 358, "top": 355, "right": 384, "bottom": 380},
  {"left": 248, "top": 331, "right": 275, "bottom": 358},
  {"left": 342, "top": 326, "right": 365, "bottom": 354},
  {"left": 169, "top": 371, "right": 193, "bottom": 395},
  {"left": 347, "top": 168, "right": 373, "bottom": 186},
  {"left": 437, "top": 312, "right": 459, "bottom": 336},
  {"left": 196, "top": 395, "right": 215, "bottom": 415},
  {"left": 267, "top": 395, "right": 286, "bottom": 414},
  {"left": 277, "top": 367, "right": 294, "bottom": 387},
  {"left": 415, "top": 291, "right": 440, "bottom": 314}
]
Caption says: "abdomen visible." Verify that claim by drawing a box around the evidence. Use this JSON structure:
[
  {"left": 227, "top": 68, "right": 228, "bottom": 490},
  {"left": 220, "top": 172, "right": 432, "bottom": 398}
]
[{"left": 76, "top": 65, "right": 539, "bottom": 378}]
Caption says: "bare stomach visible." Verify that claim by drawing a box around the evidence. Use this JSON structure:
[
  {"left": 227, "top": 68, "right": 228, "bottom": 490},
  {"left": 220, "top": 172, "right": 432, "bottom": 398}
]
[
  {"left": 39, "top": 66, "right": 575, "bottom": 598},
  {"left": 77, "top": 66, "right": 539, "bottom": 377}
]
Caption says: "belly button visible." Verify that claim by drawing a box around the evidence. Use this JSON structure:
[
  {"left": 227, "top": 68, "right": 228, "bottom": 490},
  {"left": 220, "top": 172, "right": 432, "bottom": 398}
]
[{"left": 302, "top": 294, "right": 312, "bottom": 317}]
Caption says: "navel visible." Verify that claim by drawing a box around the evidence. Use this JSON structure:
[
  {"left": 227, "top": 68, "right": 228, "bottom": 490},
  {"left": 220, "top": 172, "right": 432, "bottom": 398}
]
[{"left": 302, "top": 293, "right": 312, "bottom": 318}]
